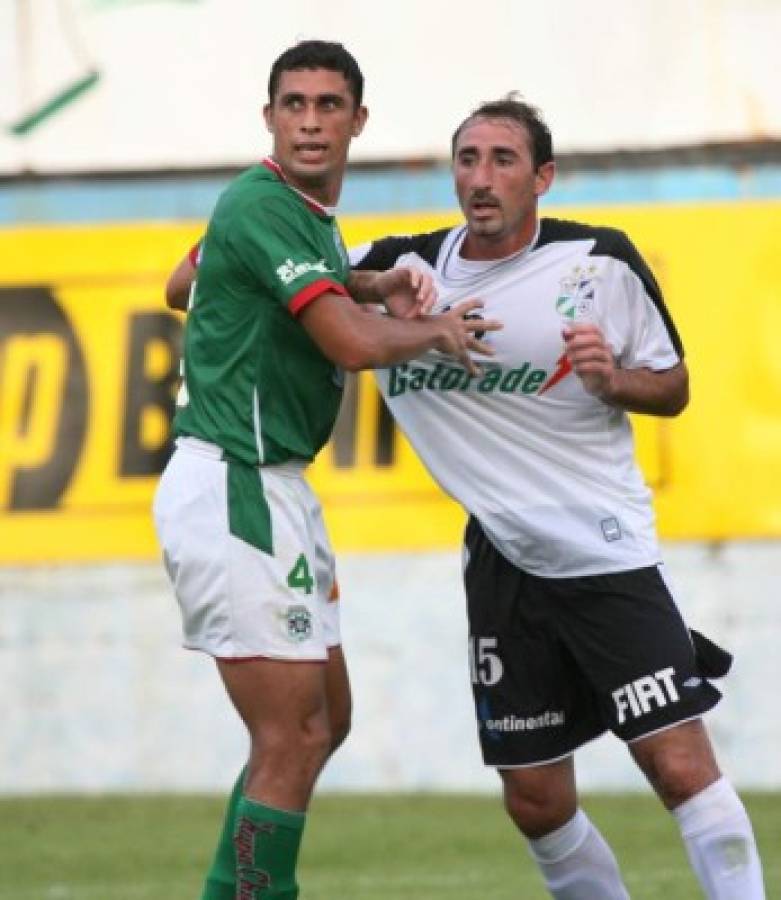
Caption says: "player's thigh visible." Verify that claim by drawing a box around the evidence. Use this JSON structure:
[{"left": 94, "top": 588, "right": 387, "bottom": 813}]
[
  {"left": 224, "top": 469, "right": 334, "bottom": 659},
  {"left": 554, "top": 565, "right": 724, "bottom": 743},
  {"left": 302, "top": 484, "right": 351, "bottom": 744},
  {"left": 463, "top": 518, "right": 604, "bottom": 767},
  {"left": 324, "top": 645, "right": 351, "bottom": 745},
  {"left": 306, "top": 483, "right": 343, "bottom": 653},
  {"left": 217, "top": 655, "right": 330, "bottom": 746},
  {"left": 156, "top": 446, "right": 335, "bottom": 662}
]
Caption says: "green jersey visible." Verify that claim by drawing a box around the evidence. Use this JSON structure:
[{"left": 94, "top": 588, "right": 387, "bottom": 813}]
[{"left": 174, "top": 158, "right": 351, "bottom": 465}]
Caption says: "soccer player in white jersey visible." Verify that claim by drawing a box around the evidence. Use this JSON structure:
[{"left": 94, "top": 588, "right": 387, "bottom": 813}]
[
  {"left": 350, "top": 96, "right": 766, "bottom": 900},
  {"left": 153, "top": 41, "right": 496, "bottom": 900}
]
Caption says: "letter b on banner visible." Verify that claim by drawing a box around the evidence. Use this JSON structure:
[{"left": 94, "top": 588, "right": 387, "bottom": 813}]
[{"left": 121, "top": 312, "right": 182, "bottom": 476}]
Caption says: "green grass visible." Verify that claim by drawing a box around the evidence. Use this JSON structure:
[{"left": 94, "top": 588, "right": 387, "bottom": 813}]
[{"left": 0, "top": 792, "right": 778, "bottom": 899}]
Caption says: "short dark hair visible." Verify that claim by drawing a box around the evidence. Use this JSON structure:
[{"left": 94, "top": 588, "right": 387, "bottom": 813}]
[
  {"left": 268, "top": 40, "right": 364, "bottom": 107},
  {"left": 451, "top": 94, "right": 553, "bottom": 168}
]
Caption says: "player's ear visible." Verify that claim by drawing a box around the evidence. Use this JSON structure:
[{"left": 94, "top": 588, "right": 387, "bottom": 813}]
[
  {"left": 351, "top": 105, "right": 368, "bottom": 137},
  {"left": 262, "top": 103, "right": 273, "bottom": 133},
  {"left": 534, "top": 161, "right": 555, "bottom": 198}
]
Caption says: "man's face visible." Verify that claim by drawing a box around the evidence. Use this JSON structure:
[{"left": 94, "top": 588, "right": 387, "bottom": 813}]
[
  {"left": 264, "top": 68, "right": 367, "bottom": 202},
  {"left": 453, "top": 117, "right": 554, "bottom": 253}
]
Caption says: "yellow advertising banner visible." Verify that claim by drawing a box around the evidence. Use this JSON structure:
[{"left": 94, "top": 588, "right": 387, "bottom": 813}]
[{"left": 1, "top": 202, "right": 780, "bottom": 563}]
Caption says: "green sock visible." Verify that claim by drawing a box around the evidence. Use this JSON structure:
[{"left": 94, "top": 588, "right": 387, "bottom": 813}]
[
  {"left": 233, "top": 797, "right": 306, "bottom": 899},
  {"left": 201, "top": 767, "right": 246, "bottom": 900}
]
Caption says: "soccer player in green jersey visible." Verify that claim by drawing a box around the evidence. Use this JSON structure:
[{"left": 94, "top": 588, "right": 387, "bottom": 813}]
[{"left": 153, "top": 40, "right": 496, "bottom": 900}]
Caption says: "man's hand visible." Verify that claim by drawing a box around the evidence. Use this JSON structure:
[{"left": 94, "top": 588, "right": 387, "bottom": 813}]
[
  {"left": 563, "top": 322, "right": 617, "bottom": 399},
  {"left": 563, "top": 322, "right": 689, "bottom": 415},
  {"left": 435, "top": 299, "right": 501, "bottom": 376},
  {"left": 352, "top": 267, "right": 437, "bottom": 318},
  {"left": 376, "top": 267, "right": 437, "bottom": 318}
]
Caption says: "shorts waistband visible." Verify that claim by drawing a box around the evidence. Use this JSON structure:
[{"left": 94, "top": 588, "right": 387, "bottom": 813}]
[{"left": 175, "top": 436, "right": 308, "bottom": 475}]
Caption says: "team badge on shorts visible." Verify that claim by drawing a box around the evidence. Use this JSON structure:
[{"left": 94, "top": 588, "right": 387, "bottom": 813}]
[{"left": 283, "top": 605, "right": 313, "bottom": 643}]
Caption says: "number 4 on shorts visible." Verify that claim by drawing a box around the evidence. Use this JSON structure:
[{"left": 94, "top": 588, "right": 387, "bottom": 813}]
[{"left": 287, "top": 553, "right": 314, "bottom": 594}]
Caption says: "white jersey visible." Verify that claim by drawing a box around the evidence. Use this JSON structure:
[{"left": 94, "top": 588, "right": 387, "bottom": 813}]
[{"left": 350, "top": 218, "right": 684, "bottom": 577}]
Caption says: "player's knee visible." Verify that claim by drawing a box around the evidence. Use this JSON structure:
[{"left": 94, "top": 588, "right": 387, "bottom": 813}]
[
  {"left": 252, "top": 717, "right": 332, "bottom": 778},
  {"left": 502, "top": 780, "right": 574, "bottom": 839},
  {"left": 294, "top": 716, "right": 333, "bottom": 771},
  {"left": 644, "top": 746, "right": 719, "bottom": 808}
]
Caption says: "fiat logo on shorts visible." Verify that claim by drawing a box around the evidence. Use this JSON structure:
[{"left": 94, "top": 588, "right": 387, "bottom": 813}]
[{"left": 284, "top": 605, "right": 313, "bottom": 642}]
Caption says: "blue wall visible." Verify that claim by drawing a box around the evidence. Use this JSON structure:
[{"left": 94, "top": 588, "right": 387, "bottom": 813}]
[{"left": 2, "top": 164, "right": 781, "bottom": 225}]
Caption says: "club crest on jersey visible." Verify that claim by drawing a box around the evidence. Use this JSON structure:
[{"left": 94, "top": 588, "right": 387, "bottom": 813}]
[
  {"left": 556, "top": 264, "right": 598, "bottom": 321},
  {"left": 283, "top": 605, "right": 313, "bottom": 643}
]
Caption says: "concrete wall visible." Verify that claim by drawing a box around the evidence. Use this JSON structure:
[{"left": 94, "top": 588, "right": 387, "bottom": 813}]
[
  {"left": 1, "top": 0, "right": 780, "bottom": 172},
  {"left": 1, "top": 543, "right": 778, "bottom": 794}
]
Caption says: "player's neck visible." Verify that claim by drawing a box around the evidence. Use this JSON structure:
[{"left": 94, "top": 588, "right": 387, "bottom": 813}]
[
  {"left": 266, "top": 156, "right": 342, "bottom": 210},
  {"left": 460, "top": 218, "right": 538, "bottom": 262},
  {"left": 292, "top": 175, "right": 342, "bottom": 208},
  {"left": 283, "top": 167, "right": 343, "bottom": 209}
]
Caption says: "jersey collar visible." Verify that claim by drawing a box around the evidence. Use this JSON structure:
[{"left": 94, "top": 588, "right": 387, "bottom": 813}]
[
  {"left": 261, "top": 157, "right": 336, "bottom": 217},
  {"left": 444, "top": 219, "right": 542, "bottom": 279}
]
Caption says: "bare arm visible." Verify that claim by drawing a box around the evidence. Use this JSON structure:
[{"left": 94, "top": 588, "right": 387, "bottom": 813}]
[
  {"left": 563, "top": 322, "right": 689, "bottom": 416},
  {"left": 347, "top": 267, "right": 438, "bottom": 318},
  {"left": 298, "top": 292, "right": 499, "bottom": 375},
  {"left": 165, "top": 253, "right": 197, "bottom": 311}
]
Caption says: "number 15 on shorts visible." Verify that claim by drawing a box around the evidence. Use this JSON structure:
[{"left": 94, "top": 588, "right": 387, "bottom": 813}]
[{"left": 470, "top": 636, "right": 504, "bottom": 686}]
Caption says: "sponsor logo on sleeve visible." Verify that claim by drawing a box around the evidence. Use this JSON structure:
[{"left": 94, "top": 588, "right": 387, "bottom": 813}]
[{"left": 275, "top": 258, "right": 335, "bottom": 286}]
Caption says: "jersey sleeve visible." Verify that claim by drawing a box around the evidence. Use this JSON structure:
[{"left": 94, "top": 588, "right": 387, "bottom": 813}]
[
  {"left": 601, "top": 232, "right": 684, "bottom": 371},
  {"left": 188, "top": 240, "right": 203, "bottom": 267},
  {"left": 349, "top": 229, "right": 452, "bottom": 271},
  {"left": 226, "top": 197, "right": 348, "bottom": 315}
]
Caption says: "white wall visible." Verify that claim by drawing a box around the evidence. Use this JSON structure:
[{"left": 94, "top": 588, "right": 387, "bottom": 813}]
[
  {"left": 1, "top": 0, "right": 779, "bottom": 173},
  {"left": 1, "top": 543, "right": 778, "bottom": 794}
]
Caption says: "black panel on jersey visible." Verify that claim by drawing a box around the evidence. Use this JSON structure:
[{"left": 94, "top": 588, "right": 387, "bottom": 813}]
[
  {"left": 351, "top": 228, "right": 452, "bottom": 271},
  {"left": 537, "top": 217, "right": 684, "bottom": 358}
]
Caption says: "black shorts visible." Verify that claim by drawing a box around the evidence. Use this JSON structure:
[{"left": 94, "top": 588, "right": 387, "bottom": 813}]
[{"left": 464, "top": 518, "right": 728, "bottom": 768}]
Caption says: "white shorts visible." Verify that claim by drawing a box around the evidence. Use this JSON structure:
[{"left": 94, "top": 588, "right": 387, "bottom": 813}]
[{"left": 153, "top": 437, "right": 341, "bottom": 661}]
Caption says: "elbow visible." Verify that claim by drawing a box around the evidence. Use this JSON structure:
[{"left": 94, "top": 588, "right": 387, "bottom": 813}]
[
  {"left": 165, "top": 288, "right": 188, "bottom": 312},
  {"left": 334, "top": 344, "right": 375, "bottom": 372},
  {"left": 670, "top": 371, "right": 690, "bottom": 416},
  {"left": 661, "top": 382, "right": 689, "bottom": 417},
  {"left": 325, "top": 332, "right": 383, "bottom": 372},
  {"left": 670, "top": 393, "right": 689, "bottom": 417},
  {"left": 659, "top": 364, "right": 689, "bottom": 417}
]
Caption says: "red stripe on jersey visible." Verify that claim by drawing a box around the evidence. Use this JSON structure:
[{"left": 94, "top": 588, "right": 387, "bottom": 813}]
[
  {"left": 188, "top": 240, "right": 202, "bottom": 267},
  {"left": 289, "top": 279, "right": 348, "bottom": 316},
  {"left": 261, "top": 157, "right": 330, "bottom": 216}
]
